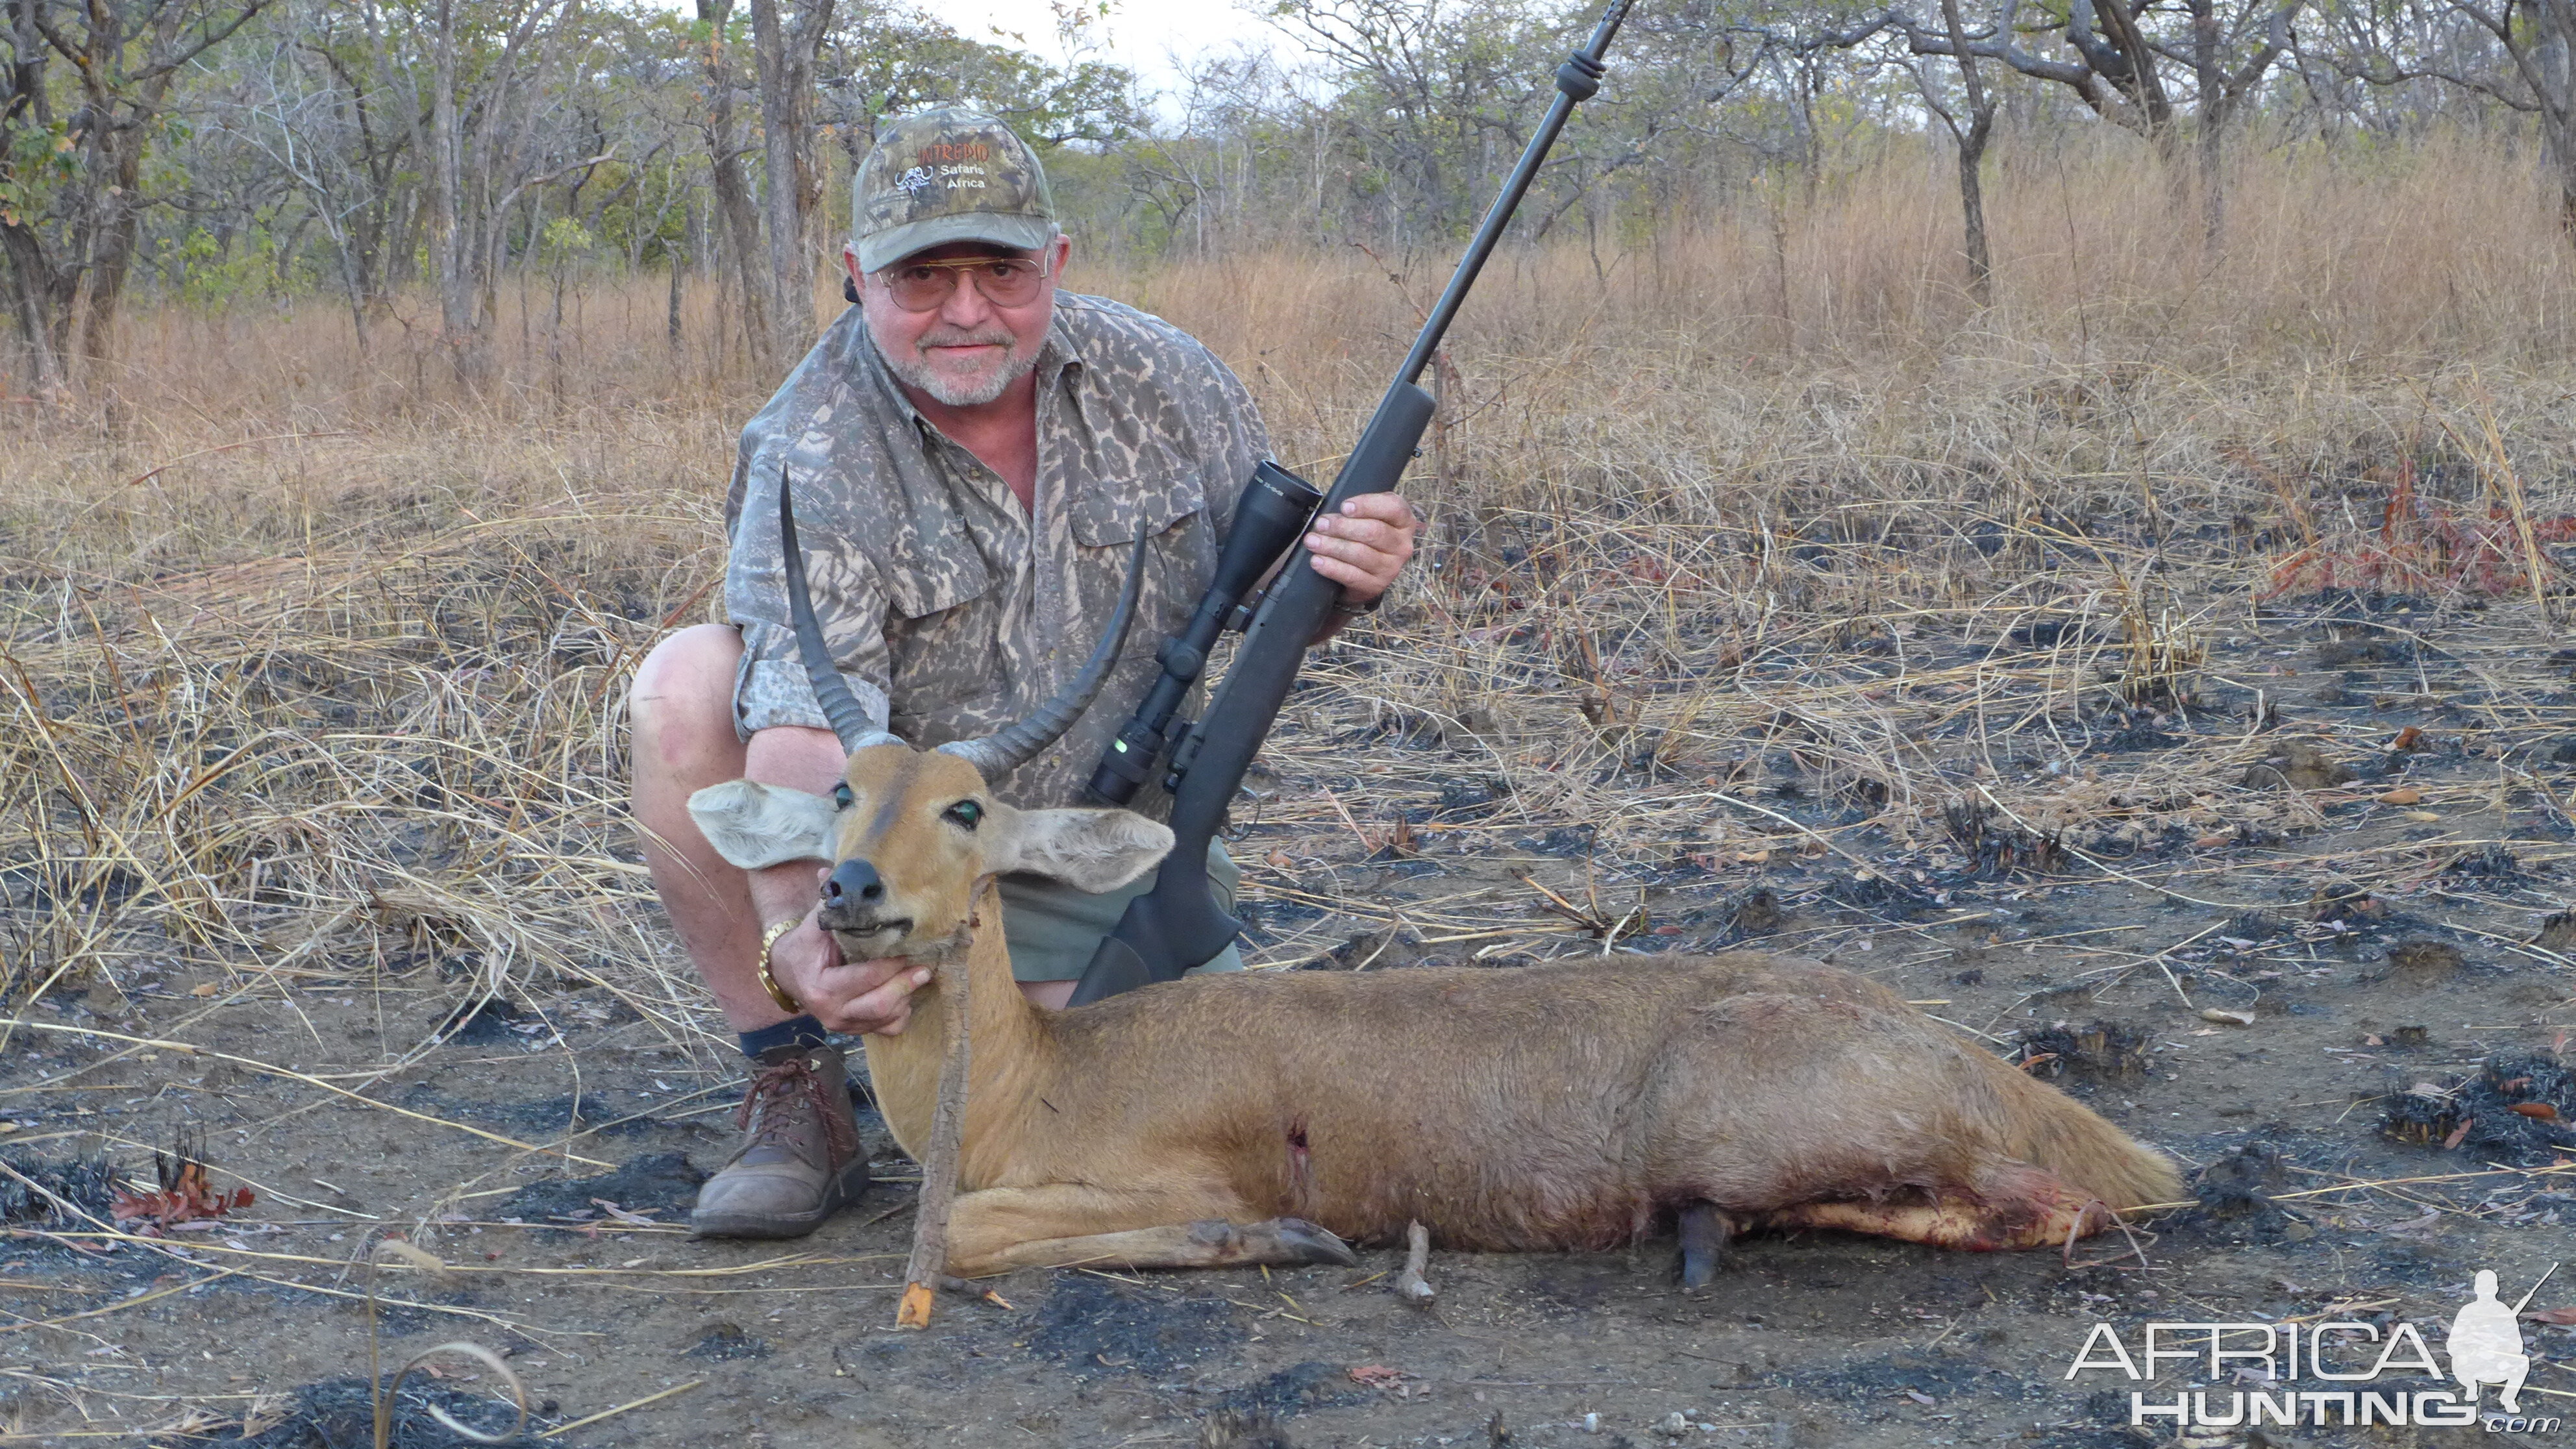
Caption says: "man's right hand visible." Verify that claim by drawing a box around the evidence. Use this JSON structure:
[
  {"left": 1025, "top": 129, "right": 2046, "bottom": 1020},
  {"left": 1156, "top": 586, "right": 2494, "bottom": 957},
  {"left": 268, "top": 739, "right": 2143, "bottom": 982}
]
[{"left": 769, "top": 913, "right": 933, "bottom": 1036}]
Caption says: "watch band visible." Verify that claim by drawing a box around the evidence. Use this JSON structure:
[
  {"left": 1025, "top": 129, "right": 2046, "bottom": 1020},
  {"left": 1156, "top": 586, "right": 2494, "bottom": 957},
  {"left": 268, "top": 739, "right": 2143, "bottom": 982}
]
[{"left": 757, "top": 916, "right": 806, "bottom": 1015}]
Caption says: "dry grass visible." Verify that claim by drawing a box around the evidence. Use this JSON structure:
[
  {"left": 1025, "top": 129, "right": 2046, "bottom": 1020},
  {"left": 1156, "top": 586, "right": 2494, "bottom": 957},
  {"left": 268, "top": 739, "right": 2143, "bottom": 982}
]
[{"left": 7, "top": 130, "right": 2576, "bottom": 1038}]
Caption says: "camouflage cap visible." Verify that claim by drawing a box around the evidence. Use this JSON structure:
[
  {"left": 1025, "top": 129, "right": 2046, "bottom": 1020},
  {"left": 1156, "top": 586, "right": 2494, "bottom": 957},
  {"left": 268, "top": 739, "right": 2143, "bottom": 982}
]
[{"left": 851, "top": 107, "right": 1058, "bottom": 273}]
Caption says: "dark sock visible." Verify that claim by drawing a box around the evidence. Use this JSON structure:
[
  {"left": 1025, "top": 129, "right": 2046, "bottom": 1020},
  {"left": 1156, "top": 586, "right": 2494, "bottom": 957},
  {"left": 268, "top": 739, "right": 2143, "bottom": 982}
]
[{"left": 739, "top": 1015, "right": 828, "bottom": 1059}]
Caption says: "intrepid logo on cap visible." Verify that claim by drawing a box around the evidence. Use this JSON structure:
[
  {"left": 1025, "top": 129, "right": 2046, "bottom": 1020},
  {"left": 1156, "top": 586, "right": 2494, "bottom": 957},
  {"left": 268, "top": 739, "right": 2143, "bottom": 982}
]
[{"left": 849, "top": 106, "right": 1058, "bottom": 273}]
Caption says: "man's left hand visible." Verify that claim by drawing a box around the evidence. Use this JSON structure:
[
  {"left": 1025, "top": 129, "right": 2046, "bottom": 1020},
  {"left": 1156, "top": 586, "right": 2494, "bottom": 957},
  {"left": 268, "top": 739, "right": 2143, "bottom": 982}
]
[{"left": 1303, "top": 493, "right": 1417, "bottom": 603}]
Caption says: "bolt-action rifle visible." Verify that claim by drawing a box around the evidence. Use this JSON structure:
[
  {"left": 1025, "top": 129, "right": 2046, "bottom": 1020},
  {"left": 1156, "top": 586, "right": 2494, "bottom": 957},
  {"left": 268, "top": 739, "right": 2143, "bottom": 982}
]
[{"left": 1069, "top": 0, "right": 1637, "bottom": 1005}]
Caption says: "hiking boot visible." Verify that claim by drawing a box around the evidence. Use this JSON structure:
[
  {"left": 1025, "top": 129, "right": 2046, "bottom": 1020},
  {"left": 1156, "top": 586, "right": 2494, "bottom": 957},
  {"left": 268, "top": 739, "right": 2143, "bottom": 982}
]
[{"left": 690, "top": 1041, "right": 871, "bottom": 1239}]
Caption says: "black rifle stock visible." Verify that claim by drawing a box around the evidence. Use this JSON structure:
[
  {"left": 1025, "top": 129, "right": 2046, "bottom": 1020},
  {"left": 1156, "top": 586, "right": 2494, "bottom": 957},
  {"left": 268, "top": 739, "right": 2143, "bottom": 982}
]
[{"left": 1069, "top": 0, "right": 1637, "bottom": 1006}]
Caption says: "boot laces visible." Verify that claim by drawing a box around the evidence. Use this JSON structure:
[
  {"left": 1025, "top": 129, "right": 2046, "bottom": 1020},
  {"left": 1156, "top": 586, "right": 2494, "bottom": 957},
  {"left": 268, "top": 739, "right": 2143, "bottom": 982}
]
[{"left": 737, "top": 1053, "right": 858, "bottom": 1163}]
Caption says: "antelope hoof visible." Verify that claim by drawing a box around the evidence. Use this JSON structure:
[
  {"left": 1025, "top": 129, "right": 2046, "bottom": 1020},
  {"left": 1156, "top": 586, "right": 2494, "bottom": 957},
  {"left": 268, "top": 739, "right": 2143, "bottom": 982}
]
[
  {"left": 1677, "top": 1202, "right": 1732, "bottom": 1291},
  {"left": 1264, "top": 1217, "right": 1359, "bottom": 1267}
]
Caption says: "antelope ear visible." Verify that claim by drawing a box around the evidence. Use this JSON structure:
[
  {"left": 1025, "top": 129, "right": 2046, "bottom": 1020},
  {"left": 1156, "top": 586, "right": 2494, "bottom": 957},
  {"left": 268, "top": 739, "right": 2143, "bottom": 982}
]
[
  {"left": 687, "top": 780, "right": 839, "bottom": 869},
  {"left": 984, "top": 806, "right": 1174, "bottom": 893}
]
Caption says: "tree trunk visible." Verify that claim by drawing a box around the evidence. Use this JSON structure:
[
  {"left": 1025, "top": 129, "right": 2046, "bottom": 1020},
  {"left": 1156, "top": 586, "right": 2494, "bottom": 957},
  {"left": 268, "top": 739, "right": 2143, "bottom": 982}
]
[
  {"left": 697, "top": 0, "right": 775, "bottom": 368},
  {"left": 428, "top": 0, "right": 489, "bottom": 387},
  {"left": 1939, "top": 0, "right": 1998, "bottom": 306},
  {"left": 668, "top": 252, "right": 686, "bottom": 352},
  {"left": 75, "top": 119, "right": 159, "bottom": 386},
  {"left": 747, "top": 0, "right": 833, "bottom": 371},
  {"left": 2542, "top": 0, "right": 2576, "bottom": 249},
  {"left": 1, "top": 0, "right": 58, "bottom": 398},
  {"left": 2190, "top": 0, "right": 2224, "bottom": 247},
  {"left": 0, "top": 227, "right": 66, "bottom": 401}
]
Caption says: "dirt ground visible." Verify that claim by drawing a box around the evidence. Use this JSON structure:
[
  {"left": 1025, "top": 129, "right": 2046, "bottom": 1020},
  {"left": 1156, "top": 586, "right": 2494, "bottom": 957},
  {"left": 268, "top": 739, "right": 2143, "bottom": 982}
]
[{"left": 8, "top": 578, "right": 2576, "bottom": 1448}]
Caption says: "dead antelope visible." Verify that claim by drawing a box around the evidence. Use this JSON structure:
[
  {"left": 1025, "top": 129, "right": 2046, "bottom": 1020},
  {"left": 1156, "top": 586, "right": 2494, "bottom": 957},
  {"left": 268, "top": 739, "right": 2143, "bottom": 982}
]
[{"left": 687, "top": 493, "right": 2183, "bottom": 1282}]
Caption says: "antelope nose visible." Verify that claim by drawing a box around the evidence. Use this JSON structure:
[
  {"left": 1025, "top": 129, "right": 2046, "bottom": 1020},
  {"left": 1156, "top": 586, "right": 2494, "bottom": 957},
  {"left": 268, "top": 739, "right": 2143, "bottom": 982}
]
[{"left": 826, "top": 860, "right": 884, "bottom": 906}]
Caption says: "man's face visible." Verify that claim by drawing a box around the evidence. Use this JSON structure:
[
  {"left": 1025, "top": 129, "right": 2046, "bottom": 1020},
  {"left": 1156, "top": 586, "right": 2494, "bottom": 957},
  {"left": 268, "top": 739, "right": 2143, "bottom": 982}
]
[{"left": 851, "top": 235, "right": 1069, "bottom": 409}]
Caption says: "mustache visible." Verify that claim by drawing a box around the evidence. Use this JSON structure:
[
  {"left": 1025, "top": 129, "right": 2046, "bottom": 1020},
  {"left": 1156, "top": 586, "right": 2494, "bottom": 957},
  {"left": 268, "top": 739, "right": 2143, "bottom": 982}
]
[{"left": 915, "top": 326, "right": 1015, "bottom": 352}]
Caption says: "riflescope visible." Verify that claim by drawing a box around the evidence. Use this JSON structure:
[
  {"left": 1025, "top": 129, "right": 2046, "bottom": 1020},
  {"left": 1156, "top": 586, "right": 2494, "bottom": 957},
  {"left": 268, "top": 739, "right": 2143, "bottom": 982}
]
[{"left": 1084, "top": 461, "right": 1324, "bottom": 806}]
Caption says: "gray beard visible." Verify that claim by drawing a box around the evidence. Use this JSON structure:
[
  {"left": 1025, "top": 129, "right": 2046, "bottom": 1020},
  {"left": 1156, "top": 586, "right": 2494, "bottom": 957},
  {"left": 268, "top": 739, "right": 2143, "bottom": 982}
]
[{"left": 881, "top": 336, "right": 1040, "bottom": 408}]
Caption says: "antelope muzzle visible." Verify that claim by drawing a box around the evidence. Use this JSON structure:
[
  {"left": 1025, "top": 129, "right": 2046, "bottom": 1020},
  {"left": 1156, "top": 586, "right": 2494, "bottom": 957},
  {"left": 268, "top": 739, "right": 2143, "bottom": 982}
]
[{"left": 817, "top": 856, "right": 911, "bottom": 948}]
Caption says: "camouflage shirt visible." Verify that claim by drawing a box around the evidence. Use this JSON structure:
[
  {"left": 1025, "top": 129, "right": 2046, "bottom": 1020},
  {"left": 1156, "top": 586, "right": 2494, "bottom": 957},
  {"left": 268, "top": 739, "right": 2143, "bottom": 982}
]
[{"left": 722, "top": 293, "right": 1270, "bottom": 813}]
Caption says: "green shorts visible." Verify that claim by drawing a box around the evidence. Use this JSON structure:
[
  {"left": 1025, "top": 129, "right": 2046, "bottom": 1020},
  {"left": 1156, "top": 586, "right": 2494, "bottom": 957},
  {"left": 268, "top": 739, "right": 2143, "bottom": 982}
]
[{"left": 997, "top": 838, "right": 1245, "bottom": 983}]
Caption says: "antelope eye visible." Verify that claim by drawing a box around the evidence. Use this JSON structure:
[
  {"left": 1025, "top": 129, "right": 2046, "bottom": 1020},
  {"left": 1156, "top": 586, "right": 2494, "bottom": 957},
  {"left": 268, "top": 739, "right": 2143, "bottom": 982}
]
[
  {"left": 942, "top": 800, "right": 983, "bottom": 830},
  {"left": 832, "top": 783, "right": 854, "bottom": 810}
]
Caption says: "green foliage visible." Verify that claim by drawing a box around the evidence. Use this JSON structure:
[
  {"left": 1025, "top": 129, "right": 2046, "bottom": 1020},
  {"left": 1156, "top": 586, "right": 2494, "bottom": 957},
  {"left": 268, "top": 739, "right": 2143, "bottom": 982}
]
[
  {"left": 539, "top": 217, "right": 597, "bottom": 269},
  {"left": 0, "top": 120, "right": 77, "bottom": 230},
  {"left": 158, "top": 215, "right": 321, "bottom": 310}
]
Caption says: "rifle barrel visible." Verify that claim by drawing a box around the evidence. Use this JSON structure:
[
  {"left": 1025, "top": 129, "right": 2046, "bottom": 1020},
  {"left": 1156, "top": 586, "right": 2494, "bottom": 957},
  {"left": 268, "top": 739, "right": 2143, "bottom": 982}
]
[
  {"left": 2511, "top": 1260, "right": 2561, "bottom": 1314},
  {"left": 1390, "top": 0, "right": 1636, "bottom": 395},
  {"left": 1067, "top": 0, "right": 1638, "bottom": 1005}
]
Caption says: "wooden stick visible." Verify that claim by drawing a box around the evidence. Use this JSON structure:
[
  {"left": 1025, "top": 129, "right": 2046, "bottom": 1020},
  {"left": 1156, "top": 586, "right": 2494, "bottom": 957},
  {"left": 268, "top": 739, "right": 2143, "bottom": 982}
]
[
  {"left": 538, "top": 1379, "right": 703, "bottom": 1439},
  {"left": 1394, "top": 1220, "right": 1435, "bottom": 1305},
  {"left": 897, "top": 956, "right": 973, "bottom": 1329}
]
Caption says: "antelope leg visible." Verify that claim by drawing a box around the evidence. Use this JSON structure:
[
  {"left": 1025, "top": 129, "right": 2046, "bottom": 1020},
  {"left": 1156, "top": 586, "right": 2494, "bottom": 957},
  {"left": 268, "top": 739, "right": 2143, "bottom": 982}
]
[
  {"left": 1763, "top": 1171, "right": 2112, "bottom": 1252},
  {"left": 944, "top": 1183, "right": 1355, "bottom": 1276},
  {"left": 993, "top": 1217, "right": 1358, "bottom": 1274}
]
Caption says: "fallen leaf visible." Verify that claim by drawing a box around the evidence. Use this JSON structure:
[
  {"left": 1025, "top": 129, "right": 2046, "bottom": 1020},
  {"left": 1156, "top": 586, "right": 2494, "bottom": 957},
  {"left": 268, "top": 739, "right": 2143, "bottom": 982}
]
[
  {"left": 1264, "top": 850, "right": 1294, "bottom": 869},
  {"left": 2200, "top": 1008, "right": 2258, "bottom": 1026},
  {"left": 2524, "top": 1306, "right": 2576, "bottom": 1325},
  {"left": 2378, "top": 786, "right": 2423, "bottom": 805},
  {"left": 111, "top": 1154, "right": 254, "bottom": 1237},
  {"left": 1904, "top": 1390, "right": 1936, "bottom": 1406},
  {"left": 2444, "top": 1116, "right": 2475, "bottom": 1150},
  {"left": 1348, "top": 1365, "right": 1406, "bottom": 1388},
  {"left": 189, "top": 983, "right": 219, "bottom": 998},
  {"left": 2362, "top": 1034, "right": 2386, "bottom": 1046},
  {"left": 2511, "top": 1102, "right": 2560, "bottom": 1121},
  {"left": 2193, "top": 832, "right": 2231, "bottom": 848},
  {"left": 2404, "top": 810, "right": 2441, "bottom": 823}
]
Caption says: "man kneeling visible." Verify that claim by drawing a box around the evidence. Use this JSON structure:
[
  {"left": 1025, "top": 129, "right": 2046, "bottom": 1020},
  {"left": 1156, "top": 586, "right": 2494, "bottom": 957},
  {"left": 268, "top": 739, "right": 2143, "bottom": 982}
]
[{"left": 626, "top": 108, "right": 1417, "bottom": 1239}]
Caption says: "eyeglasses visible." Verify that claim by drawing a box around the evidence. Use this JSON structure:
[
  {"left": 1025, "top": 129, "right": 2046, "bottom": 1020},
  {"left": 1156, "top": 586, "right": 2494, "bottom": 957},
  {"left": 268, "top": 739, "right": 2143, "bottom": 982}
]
[{"left": 873, "top": 254, "right": 1054, "bottom": 312}]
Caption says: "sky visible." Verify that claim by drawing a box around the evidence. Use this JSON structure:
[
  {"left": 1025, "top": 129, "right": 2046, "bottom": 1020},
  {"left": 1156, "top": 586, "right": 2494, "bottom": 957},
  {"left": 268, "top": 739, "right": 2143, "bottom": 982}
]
[{"left": 934, "top": 0, "right": 1293, "bottom": 105}]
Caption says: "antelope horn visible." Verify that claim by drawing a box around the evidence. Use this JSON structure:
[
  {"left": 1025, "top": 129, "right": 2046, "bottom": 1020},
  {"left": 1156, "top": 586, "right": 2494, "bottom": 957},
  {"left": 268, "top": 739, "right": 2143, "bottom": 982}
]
[
  {"left": 937, "top": 525, "right": 1149, "bottom": 782},
  {"left": 779, "top": 465, "right": 903, "bottom": 754}
]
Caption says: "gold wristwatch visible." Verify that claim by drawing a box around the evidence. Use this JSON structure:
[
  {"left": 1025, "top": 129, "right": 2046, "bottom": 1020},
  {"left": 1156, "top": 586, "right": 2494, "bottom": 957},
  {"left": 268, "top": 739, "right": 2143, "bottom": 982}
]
[{"left": 758, "top": 916, "right": 806, "bottom": 1015}]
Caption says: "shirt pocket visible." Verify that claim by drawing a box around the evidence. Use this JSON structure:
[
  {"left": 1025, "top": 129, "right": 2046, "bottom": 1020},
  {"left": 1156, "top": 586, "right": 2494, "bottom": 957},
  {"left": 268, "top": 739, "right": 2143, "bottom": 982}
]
[
  {"left": 1065, "top": 449, "right": 1209, "bottom": 548},
  {"left": 1065, "top": 441, "right": 1221, "bottom": 640},
  {"left": 865, "top": 486, "right": 995, "bottom": 620},
  {"left": 868, "top": 480, "right": 1003, "bottom": 739}
]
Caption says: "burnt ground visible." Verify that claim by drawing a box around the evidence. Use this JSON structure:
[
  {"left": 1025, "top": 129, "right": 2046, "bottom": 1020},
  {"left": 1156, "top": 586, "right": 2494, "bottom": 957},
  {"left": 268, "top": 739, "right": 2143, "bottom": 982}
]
[{"left": 6, "top": 592, "right": 2576, "bottom": 1448}]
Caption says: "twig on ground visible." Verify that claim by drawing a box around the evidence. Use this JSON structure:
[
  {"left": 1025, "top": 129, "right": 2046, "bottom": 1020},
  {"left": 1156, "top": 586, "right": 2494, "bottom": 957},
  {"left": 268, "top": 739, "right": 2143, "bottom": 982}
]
[{"left": 898, "top": 954, "right": 973, "bottom": 1329}]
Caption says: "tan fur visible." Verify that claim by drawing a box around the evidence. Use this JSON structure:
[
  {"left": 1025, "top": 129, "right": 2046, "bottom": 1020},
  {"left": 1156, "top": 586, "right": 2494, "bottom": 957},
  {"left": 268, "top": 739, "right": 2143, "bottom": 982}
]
[{"left": 778, "top": 746, "right": 2185, "bottom": 1277}]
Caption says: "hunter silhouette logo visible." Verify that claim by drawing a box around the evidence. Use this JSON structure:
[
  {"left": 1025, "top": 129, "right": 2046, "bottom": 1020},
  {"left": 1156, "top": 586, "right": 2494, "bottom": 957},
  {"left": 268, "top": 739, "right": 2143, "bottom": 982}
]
[
  {"left": 2450, "top": 1267, "right": 2551, "bottom": 1415},
  {"left": 2065, "top": 1263, "right": 2564, "bottom": 1431}
]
